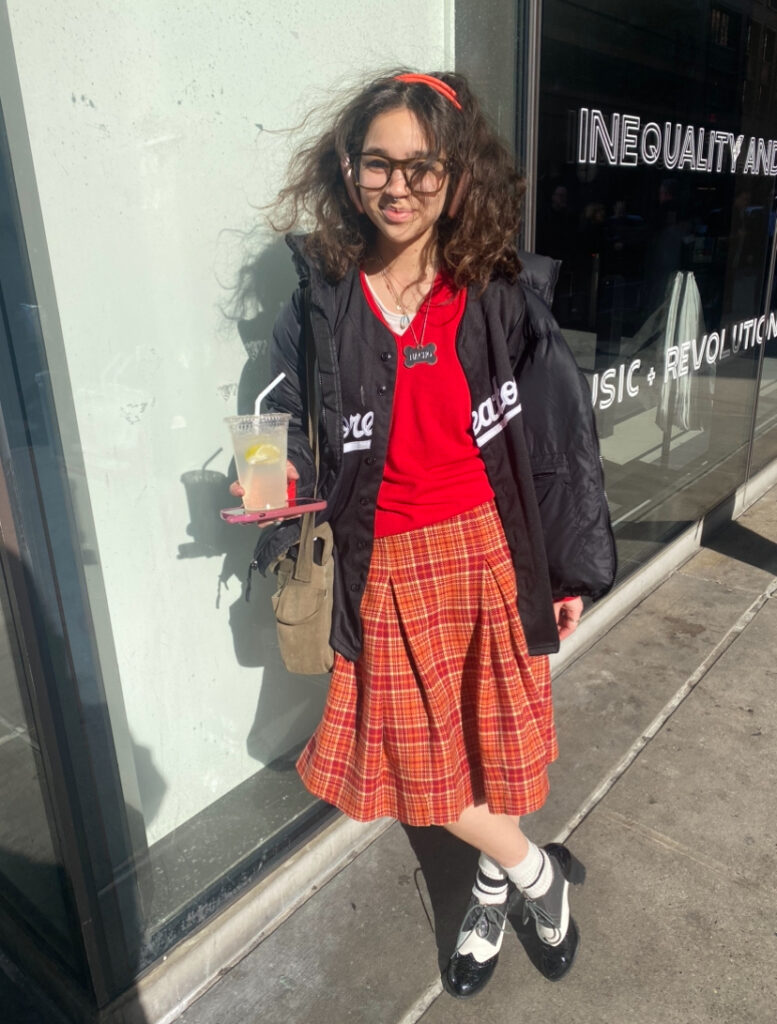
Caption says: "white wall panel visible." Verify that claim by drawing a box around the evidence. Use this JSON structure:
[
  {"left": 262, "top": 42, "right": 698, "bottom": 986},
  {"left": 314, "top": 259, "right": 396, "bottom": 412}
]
[{"left": 5, "top": 0, "right": 453, "bottom": 842}]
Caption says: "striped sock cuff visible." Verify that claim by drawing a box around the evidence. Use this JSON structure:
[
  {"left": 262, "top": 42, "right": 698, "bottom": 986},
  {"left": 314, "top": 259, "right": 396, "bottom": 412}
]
[
  {"left": 478, "top": 851, "right": 507, "bottom": 881},
  {"left": 473, "top": 863, "right": 508, "bottom": 906}
]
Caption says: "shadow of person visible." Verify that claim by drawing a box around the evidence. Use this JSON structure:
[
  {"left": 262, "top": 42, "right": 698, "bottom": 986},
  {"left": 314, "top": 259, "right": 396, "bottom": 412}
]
[
  {"left": 401, "top": 825, "right": 478, "bottom": 973},
  {"left": 131, "top": 739, "right": 167, "bottom": 828},
  {"left": 183, "top": 466, "right": 330, "bottom": 768},
  {"left": 244, "top": 668, "right": 328, "bottom": 768},
  {"left": 175, "top": 457, "right": 330, "bottom": 771},
  {"left": 179, "top": 234, "right": 296, "bottom": 564},
  {"left": 232, "top": 235, "right": 298, "bottom": 417},
  {"left": 219, "top": 235, "right": 332, "bottom": 768},
  {"left": 229, "top": 563, "right": 328, "bottom": 770},
  {"left": 702, "top": 520, "right": 777, "bottom": 574}
]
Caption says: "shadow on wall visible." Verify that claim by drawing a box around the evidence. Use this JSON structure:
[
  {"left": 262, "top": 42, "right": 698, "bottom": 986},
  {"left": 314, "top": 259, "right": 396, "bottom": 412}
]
[
  {"left": 178, "top": 235, "right": 298, "bottom": 560},
  {"left": 177, "top": 235, "right": 327, "bottom": 770},
  {"left": 231, "top": 235, "right": 299, "bottom": 415},
  {"left": 132, "top": 739, "right": 167, "bottom": 826}
]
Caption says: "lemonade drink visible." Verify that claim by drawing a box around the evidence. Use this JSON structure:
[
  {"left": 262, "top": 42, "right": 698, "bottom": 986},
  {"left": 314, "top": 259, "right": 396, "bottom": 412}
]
[{"left": 225, "top": 414, "right": 290, "bottom": 510}]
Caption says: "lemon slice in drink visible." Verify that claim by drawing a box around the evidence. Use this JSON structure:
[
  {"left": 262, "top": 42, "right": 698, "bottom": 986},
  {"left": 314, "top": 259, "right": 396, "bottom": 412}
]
[{"left": 244, "top": 442, "right": 281, "bottom": 464}]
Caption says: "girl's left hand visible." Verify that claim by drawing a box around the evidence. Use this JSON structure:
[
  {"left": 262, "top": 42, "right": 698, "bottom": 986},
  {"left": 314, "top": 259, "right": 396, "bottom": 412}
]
[
  {"left": 554, "top": 596, "right": 583, "bottom": 640},
  {"left": 228, "top": 461, "right": 301, "bottom": 528}
]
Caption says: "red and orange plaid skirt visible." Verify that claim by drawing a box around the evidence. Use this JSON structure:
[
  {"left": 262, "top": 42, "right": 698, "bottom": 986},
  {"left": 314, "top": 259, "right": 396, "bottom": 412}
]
[{"left": 296, "top": 501, "right": 557, "bottom": 826}]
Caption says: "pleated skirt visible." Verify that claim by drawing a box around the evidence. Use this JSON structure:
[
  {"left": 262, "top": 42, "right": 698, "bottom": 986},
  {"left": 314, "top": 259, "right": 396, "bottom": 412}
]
[{"left": 296, "top": 501, "right": 557, "bottom": 826}]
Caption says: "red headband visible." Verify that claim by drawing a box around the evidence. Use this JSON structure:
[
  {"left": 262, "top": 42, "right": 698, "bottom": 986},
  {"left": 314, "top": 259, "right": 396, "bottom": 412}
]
[{"left": 394, "top": 73, "right": 462, "bottom": 111}]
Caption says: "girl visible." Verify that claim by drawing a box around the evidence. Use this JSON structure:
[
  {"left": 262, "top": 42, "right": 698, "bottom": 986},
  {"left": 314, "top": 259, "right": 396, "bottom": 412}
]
[{"left": 235, "top": 70, "right": 615, "bottom": 997}]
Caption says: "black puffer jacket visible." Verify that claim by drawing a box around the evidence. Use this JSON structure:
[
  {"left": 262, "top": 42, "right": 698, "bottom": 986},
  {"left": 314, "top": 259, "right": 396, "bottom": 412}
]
[
  {"left": 252, "top": 237, "right": 616, "bottom": 660},
  {"left": 516, "top": 251, "right": 617, "bottom": 602}
]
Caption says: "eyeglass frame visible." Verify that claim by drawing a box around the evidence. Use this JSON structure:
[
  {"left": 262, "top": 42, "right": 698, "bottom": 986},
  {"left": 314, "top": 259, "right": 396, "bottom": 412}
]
[{"left": 350, "top": 152, "right": 450, "bottom": 196}]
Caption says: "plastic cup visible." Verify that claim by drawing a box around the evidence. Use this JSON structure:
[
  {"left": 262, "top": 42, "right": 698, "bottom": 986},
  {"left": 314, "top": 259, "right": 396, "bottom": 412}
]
[{"left": 225, "top": 413, "right": 290, "bottom": 510}]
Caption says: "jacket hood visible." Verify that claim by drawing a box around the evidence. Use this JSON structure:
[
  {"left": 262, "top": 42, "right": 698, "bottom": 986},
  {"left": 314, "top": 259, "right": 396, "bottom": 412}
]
[{"left": 517, "top": 250, "right": 561, "bottom": 308}]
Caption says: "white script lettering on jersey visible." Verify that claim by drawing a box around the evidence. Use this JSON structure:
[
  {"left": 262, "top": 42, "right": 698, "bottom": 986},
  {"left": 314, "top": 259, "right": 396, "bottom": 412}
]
[
  {"left": 343, "top": 410, "right": 374, "bottom": 452},
  {"left": 471, "top": 377, "right": 521, "bottom": 447}
]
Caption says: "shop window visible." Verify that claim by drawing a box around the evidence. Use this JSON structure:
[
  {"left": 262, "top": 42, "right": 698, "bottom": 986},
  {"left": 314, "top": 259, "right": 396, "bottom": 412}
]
[{"left": 538, "top": 0, "right": 777, "bottom": 580}]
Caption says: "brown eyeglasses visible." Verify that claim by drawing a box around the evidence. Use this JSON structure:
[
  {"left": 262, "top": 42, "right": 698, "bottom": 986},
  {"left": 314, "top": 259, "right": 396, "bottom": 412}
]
[{"left": 353, "top": 153, "right": 449, "bottom": 195}]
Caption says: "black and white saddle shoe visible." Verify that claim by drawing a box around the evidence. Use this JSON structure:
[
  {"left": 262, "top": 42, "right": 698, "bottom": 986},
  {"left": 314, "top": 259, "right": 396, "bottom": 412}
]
[
  {"left": 445, "top": 896, "right": 508, "bottom": 998},
  {"left": 522, "top": 843, "right": 586, "bottom": 982},
  {"left": 534, "top": 916, "right": 580, "bottom": 981}
]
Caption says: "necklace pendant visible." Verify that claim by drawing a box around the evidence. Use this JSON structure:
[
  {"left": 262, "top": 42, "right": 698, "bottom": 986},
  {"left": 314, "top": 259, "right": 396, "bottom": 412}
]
[
  {"left": 403, "top": 342, "right": 438, "bottom": 368},
  {"left": 399, "top": 313, "right": 410, "bottom": 329}
]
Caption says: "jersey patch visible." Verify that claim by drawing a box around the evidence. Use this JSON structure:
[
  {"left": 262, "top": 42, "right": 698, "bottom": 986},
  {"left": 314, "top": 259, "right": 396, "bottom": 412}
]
[
  {"left": 472, "top": 376, "right": 522, "bottom": 447},
  {"left": 343, "top": 410, "right": 373, "bottom": 453}
]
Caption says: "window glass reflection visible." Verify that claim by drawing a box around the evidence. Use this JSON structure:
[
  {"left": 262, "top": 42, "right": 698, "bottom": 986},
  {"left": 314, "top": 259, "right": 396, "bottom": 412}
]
[
  {"left": 0, "top": 560, "right": 78, "bottom": 970},
  {"left": 537, "top": 0, "right": 777, "bottom": 578}
]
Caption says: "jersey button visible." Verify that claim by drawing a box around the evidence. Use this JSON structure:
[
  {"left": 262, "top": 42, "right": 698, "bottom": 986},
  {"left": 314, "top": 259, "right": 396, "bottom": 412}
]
[
  {"left": 377, "top": 384, "right": 387, "bottom": 396},
  {"left": 365, "top": 456, "right": 376, "bottom": 466},
  {"left": 350, "top": 583, "right": 360, "bottom": 592},
  {"left": 359, "top": 497, "right": 369, "bottom": 506},
  {"left": 380, "top": 351, "right": 392, "bottom": 361}
]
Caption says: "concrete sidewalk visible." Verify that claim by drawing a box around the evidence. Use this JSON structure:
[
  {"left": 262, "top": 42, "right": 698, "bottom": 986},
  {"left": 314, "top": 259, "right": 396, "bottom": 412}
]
[{"left": 176, "top": 484, "right": 777, "bottom": 1024}]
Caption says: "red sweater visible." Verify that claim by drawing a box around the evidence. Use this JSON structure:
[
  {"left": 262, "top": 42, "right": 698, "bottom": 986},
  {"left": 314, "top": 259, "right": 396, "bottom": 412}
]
[{"left": 361, "top": 272, "right": 494, "bottom": 537}]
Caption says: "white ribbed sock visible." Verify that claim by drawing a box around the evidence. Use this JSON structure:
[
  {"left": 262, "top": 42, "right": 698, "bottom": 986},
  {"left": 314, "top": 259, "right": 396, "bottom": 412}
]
[{"left": 504, "top": 841, "right": 551, "bottom": 896}]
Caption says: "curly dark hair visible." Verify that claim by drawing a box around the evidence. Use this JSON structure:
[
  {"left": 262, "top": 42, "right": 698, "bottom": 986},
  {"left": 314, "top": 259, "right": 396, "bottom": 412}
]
[{"left": 270, "top": 70, "right": 525, "bottom": 289}]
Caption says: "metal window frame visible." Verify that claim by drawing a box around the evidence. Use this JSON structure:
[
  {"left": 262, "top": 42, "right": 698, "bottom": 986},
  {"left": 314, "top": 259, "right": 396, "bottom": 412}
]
[
  {"left": 520, "top": 0, "right": 543, "bottom": 251},
  {"left": 0, "top": 14, "right": 148, "bottom": 1007},
  {"left": 745, "top": 193, "right": 777, "bottom": 482}
]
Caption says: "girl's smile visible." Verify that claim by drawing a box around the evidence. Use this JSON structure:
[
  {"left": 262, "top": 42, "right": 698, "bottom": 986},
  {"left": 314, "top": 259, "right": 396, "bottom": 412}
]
[{"left": 380, "top": 204, "right": 414, "bottom": 223}]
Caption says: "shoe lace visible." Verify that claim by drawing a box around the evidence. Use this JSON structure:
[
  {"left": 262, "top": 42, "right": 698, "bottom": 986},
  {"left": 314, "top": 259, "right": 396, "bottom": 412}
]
[
  {"left": 455, "top": 902, "right": 508, "bottom": 954},
  {"left": 521, "top": 897, "right": 559, "bottom": 933}
]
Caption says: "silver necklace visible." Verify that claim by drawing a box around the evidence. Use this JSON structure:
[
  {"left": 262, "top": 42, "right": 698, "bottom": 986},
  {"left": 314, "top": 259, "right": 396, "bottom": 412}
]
[
  {"left": 380, "top": 267, "right": 438, "bottom": 368},
  {"left": 381, "top": 269, "right": 413, "bottom": 330}
]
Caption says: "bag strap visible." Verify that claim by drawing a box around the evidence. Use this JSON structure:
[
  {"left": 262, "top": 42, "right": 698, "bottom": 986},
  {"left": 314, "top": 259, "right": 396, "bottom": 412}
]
[
  {"left": 303, "top": 283, "right": 320, "bottom": 471},
  {"left": 293, "top": 283, "right": 321, "bottom": 585}
]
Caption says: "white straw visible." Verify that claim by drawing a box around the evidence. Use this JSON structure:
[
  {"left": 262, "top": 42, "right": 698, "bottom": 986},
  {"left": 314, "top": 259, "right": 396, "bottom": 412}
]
[{"left": 254, "top": 372, "right": 286, "bottom": 415}]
